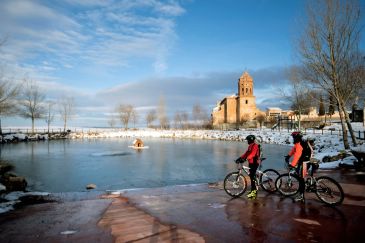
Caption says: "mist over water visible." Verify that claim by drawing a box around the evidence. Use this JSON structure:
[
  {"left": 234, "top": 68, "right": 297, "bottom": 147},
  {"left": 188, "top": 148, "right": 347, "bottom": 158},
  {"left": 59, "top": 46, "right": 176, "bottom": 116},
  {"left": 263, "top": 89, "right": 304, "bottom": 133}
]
[{"left": 0, "top": 138, "right": 289, "bottom": 192}]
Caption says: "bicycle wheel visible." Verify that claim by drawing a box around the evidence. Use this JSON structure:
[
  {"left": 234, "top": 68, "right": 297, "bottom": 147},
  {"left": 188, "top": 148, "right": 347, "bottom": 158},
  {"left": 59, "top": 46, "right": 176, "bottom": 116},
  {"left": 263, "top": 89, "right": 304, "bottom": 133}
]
[
  {"left": 315, "top": 176, "right": 344, "bottom": 206},
  {"left": 260, "top": 169, "right": 280, "bottom": 192},
  {"left": 223, "top": 172, "right": 247, "bottom": 197},
  {"left": 275, "top": 173, "right": 300, "bottom": 196}
]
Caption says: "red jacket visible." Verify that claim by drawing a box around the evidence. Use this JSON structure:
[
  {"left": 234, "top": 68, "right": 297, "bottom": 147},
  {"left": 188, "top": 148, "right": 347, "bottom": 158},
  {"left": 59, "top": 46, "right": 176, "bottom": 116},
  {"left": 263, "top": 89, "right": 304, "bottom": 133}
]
[
  {"left": 240, "top": 143, "right": 260, "bottom": 164},
  {"left": 288, "top": 142, "right": 303, "bottom": 167}
]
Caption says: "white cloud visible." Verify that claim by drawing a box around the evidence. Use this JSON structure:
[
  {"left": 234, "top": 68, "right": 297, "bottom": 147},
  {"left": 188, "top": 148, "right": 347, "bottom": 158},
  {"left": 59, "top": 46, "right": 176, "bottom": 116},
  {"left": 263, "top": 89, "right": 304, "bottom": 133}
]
[{"left": 0, "top": 0, "right": 185, "bottom": 76}]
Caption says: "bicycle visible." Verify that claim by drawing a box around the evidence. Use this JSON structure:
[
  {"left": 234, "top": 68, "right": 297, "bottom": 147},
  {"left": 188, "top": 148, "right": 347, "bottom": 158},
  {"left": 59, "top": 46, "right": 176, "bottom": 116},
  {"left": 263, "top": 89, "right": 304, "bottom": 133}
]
[
  {"left": 275, "top": 160, "right": 345, "bottom": 206},
  {"left": 223, "top": 158, "right": 280, "bottom": 198}
]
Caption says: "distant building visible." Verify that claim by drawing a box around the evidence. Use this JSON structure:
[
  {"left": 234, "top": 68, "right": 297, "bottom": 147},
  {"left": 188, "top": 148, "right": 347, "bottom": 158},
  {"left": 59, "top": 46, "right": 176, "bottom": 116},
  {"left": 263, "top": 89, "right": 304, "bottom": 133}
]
[{"left": 212, "top": 72, "right": 264, "bottom": 127}]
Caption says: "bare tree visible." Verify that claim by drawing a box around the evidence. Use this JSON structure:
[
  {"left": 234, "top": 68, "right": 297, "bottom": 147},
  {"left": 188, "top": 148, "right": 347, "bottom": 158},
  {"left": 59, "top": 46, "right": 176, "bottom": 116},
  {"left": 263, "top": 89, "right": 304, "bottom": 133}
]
[
  {"left": 45, "top": 101, "right": 55, "bottom": 134},
  {"left": 107, "top": 113, "right": 117, "bottom": 129},
  {"left": 173, "top": 112, "right": 182, "bottom": 129},
  {"left": 240, "top": 113, "right": 251, "bottom": 124},
  {"left": 256, "top": 113, "right": 266, "bottom": 129},
  {"left": 157, "top": 96, "right": 169, "bottom": 129},
  {"left": 318, "top": 95, "right": 326, "bottom": 116},
  {"left": 117, "top": 104, "right": 134, "bottom": 130},
  {"left": 297, "top": 0, "right": 364, "bottom": 148},
  {"left": 131, "top": 109, "right": 139, "bottom": 129},
  {"left": 181, "top": 111, "right": 189, "bottom": 129},
  {"left": 59, "top": 96, "right": 75, "bottom": 132},
  {"left": 0, "top": 36, "right": 20, "bottom": 134},
  {"left": 192, "top": 103, "right": 209, "bottom": 129},
  {"left": 0, "top": 75, "right": 20, "bottom": 134},
  {"left": 285, "top": 66, "right": 318, "bottom": 130},
  {"left": 192, "top": 104, "right": 203, "bottom": 129},
  {"left": 146, "top": 109, "right": 157, "bottom": 128},
  {"left": 18, "top": 79, "right": 46, "bottom": 133}
]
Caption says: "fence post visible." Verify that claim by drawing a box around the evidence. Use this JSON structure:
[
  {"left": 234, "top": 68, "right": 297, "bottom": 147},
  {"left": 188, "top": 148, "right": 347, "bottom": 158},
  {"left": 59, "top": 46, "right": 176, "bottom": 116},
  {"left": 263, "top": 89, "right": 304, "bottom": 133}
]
[{"left": 322, "top": 129, "right": 324, "bottom": 135}]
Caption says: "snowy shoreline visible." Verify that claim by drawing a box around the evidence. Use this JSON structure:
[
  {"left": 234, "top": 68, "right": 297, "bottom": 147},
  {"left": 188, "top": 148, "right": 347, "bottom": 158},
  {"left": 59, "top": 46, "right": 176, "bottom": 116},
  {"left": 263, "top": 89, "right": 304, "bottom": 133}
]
[{"left": 2, "top": 127, "right": 365, "bottom": 168}]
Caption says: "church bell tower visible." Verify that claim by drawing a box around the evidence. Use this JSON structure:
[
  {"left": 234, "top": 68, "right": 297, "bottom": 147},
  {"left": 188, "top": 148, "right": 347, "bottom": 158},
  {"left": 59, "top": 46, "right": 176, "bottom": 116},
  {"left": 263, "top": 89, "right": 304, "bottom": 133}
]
[
  {"left": 237, "top": 71, "right": 257, "bottom": 122},
  {"left": 238, "top": 71, "right": 254, "bottom": 97}
]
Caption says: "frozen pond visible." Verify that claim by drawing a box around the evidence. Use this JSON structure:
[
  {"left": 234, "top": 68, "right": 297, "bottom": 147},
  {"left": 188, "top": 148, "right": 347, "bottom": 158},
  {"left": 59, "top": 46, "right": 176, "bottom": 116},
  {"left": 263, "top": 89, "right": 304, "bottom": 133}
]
[{"left": 0, "top": 138, "right": 290, "bottom": 192}]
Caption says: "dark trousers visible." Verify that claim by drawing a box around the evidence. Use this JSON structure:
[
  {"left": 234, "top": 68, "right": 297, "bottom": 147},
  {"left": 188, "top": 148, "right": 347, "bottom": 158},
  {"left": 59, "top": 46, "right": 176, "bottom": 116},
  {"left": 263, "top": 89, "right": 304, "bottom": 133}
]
[
  {"left": 296, "top": 162, "right": 305, "bottom": 196},
  {"left": 249, "top": 162, "right": 259, "bottom": 191}
]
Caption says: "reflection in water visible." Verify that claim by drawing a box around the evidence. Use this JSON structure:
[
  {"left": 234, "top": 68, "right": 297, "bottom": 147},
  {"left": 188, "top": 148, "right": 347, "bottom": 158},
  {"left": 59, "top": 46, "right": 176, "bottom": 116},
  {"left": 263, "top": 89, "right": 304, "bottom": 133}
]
[
  {"left": 91, "top": 151, "right": 132, "bottom": 157},
  {"left": 0, "top": 138, "right": 289, "bottom": 192},
  {"left": 224, "top": 194, "right": 350, "bottom": 242}
]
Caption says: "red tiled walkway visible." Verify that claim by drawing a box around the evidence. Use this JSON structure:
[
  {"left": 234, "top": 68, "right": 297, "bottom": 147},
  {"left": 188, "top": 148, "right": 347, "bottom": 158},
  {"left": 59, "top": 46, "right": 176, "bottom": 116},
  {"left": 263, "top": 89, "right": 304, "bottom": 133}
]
[{"left": 98, "top": 195, "right": 205, "bottom": 242}]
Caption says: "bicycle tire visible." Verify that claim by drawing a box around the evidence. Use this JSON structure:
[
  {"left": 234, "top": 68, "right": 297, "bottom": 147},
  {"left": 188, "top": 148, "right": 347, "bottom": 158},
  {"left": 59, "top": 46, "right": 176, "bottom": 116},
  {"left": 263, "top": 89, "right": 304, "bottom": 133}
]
[
  {"left": 315, "top": 176, "right": 344, "bottom": 206},
  {"left": 275, "top": 173, "right": 300, "bottom": 196},
  {"left": 260, "top": 169, "right": 280, "bottom": 193},
  {"left": 223, "top": 172, "right": 247, "bottom": 197}
]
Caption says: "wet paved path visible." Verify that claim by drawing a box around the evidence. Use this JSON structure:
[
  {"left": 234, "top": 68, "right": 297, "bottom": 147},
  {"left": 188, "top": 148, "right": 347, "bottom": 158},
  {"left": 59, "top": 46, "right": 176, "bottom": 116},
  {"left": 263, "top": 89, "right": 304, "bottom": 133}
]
[
  {"left": 122, "top": 170, "right": 365, "bottom": 242},
  {"left": 0, "top": 169, "right": 364, "bottom": 242}
]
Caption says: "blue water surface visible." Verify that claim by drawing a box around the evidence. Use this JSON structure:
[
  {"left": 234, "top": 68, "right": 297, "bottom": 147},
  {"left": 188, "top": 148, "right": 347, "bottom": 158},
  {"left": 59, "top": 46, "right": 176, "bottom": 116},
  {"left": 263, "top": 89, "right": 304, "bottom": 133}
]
[{"left": 0, "top": 138, "right": 289, "bottom": 192}]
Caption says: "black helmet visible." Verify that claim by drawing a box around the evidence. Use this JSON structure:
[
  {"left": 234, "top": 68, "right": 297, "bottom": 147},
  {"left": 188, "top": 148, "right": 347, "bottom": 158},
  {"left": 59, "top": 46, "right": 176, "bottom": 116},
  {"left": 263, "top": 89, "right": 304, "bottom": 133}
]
[
  {"left": 291, "top": 131, "right": 303, "bottom": 143},
  {"left": 291, "top": 131, "right": 303, "bottom": 139},
  {"left": 245, "top": 135, "right": 256, "bottom": 143}
]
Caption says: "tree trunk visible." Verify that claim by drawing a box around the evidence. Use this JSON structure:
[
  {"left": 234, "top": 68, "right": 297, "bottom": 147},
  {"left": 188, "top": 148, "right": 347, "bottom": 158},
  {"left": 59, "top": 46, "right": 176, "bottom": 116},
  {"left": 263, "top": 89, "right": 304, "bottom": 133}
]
[
  {"left": 337, "top": 96, "right": 358, "bottom": 147},
  {"left": 31, "top": 117, "right": 35, "bottom": 134},
  {"left": 342, "top": 105, "right": 358, "bottom": 147},
  {"left": 63, "top": 114, "right": 67, "bottom": 132},
  {"left": 338, "top": 105, "right": 350, "bottom": 149}
]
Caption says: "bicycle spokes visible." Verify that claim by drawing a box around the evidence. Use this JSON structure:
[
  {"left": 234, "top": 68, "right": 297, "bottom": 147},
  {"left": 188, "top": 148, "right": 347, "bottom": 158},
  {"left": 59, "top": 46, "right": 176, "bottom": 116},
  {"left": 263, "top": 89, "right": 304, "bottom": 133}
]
[
  {"left": 223, "top": 172, "right": 247, "bottom": 197},
  {"left": 315, "top": 176, "right": 344, "bottom": 206}
]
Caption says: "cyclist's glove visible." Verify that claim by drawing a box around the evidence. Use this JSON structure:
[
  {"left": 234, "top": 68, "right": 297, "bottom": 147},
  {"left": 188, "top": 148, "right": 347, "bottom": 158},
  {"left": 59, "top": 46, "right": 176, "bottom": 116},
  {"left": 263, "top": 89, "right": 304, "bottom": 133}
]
[
  {"left": 235, "top": 157, "right": 244, "bottom": 164},
  {"left": 284, "top": 155, "right": 290, "bottom": 163}
]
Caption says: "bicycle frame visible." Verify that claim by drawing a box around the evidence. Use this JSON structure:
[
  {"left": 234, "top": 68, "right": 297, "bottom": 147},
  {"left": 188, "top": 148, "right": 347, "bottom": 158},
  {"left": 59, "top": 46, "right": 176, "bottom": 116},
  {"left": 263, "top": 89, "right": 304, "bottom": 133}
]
[{"left": 236, "top": 162, "right": 266, "bottom": 187}]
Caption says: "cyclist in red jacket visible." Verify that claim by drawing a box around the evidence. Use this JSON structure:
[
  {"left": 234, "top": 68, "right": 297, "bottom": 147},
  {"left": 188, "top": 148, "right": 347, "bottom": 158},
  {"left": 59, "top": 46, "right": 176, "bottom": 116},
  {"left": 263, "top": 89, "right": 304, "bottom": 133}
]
[
  {"left": 285, "top": 131, "right": 305, "bottom": 202},
  {"left": 235, "top": 135, "right": 261, "bottom": 199}
]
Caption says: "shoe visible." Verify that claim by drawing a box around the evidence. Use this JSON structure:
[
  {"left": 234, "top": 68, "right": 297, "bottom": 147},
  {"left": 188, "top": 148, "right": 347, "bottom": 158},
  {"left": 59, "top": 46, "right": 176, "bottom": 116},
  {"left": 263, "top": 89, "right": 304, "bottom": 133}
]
[
  {"left": 293, "top": 194, "right": 305, "bottom": 203},
  {"left": 247, "top": 190, "right": 257, "bottom": 198}
]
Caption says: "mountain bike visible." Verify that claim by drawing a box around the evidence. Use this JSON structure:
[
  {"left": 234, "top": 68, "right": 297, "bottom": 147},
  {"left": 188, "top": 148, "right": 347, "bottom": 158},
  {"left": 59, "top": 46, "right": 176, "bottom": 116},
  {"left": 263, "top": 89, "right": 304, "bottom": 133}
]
[
  {"left": 275, "top": 161, "right": 344, "bottom": 206},
  {"left": 223, "top": 158, "right": 280, "bottom": 198}
]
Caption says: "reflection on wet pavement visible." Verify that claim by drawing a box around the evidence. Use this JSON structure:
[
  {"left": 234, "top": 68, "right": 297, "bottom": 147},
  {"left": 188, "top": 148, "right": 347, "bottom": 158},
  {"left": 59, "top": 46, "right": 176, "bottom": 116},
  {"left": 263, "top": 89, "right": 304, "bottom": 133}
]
[{"left": 124, "top": 180, "right": 365, "bottom": 242}]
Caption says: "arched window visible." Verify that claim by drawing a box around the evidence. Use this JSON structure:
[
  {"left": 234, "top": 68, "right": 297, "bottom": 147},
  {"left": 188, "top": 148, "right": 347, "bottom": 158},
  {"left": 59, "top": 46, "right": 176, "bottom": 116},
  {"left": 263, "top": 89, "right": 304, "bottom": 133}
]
[{"left": 246, "top": 100, "right": 248, "bottom": 104}]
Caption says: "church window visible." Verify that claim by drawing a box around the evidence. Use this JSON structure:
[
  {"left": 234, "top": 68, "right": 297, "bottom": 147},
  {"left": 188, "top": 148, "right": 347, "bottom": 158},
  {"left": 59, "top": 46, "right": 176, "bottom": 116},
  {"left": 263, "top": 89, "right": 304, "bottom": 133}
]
[
  {"left": 246, "top": 88, "right": 248, "bottom": 93},
  {"left": 246, "top": 100, "right": 248, "bottom": 104}
]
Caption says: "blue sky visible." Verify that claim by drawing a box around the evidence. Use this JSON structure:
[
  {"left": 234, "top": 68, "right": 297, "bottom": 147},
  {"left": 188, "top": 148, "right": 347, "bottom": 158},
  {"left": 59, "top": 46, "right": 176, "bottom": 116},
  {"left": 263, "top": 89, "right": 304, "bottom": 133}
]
[{"left": 0, "top": 0, "right": 363, "bottom": 128}]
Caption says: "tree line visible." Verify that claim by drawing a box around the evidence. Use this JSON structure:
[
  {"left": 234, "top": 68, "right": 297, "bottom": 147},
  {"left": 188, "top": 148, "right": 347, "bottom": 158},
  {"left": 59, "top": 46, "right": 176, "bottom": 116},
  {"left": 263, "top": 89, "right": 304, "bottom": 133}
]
[
  {"left": 0, "top": 76, "right": 75, "bottom": 135},
  {"left": 108, "top": 97, "right": 212, "bottom": 130}
]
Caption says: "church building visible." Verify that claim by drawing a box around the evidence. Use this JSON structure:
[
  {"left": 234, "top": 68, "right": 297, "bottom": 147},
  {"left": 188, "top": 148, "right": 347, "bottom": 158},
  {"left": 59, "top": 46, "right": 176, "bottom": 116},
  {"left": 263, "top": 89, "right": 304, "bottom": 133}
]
[{"left": 212, "top": 71, "right": 263, "bottom": 127}]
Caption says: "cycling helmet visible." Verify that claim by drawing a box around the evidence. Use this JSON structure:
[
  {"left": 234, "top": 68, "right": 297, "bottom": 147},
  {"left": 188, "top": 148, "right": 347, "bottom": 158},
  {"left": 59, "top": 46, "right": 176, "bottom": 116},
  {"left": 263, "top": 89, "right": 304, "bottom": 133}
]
[
  {"left": 291, "top": 131, "right": 303, "bottom": 143},
  {"left": 291, "top": 131, "right": 303, "bottom": 139},
  {"left": 245, "top": 135, "right": 256, "bottom": 143}
]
